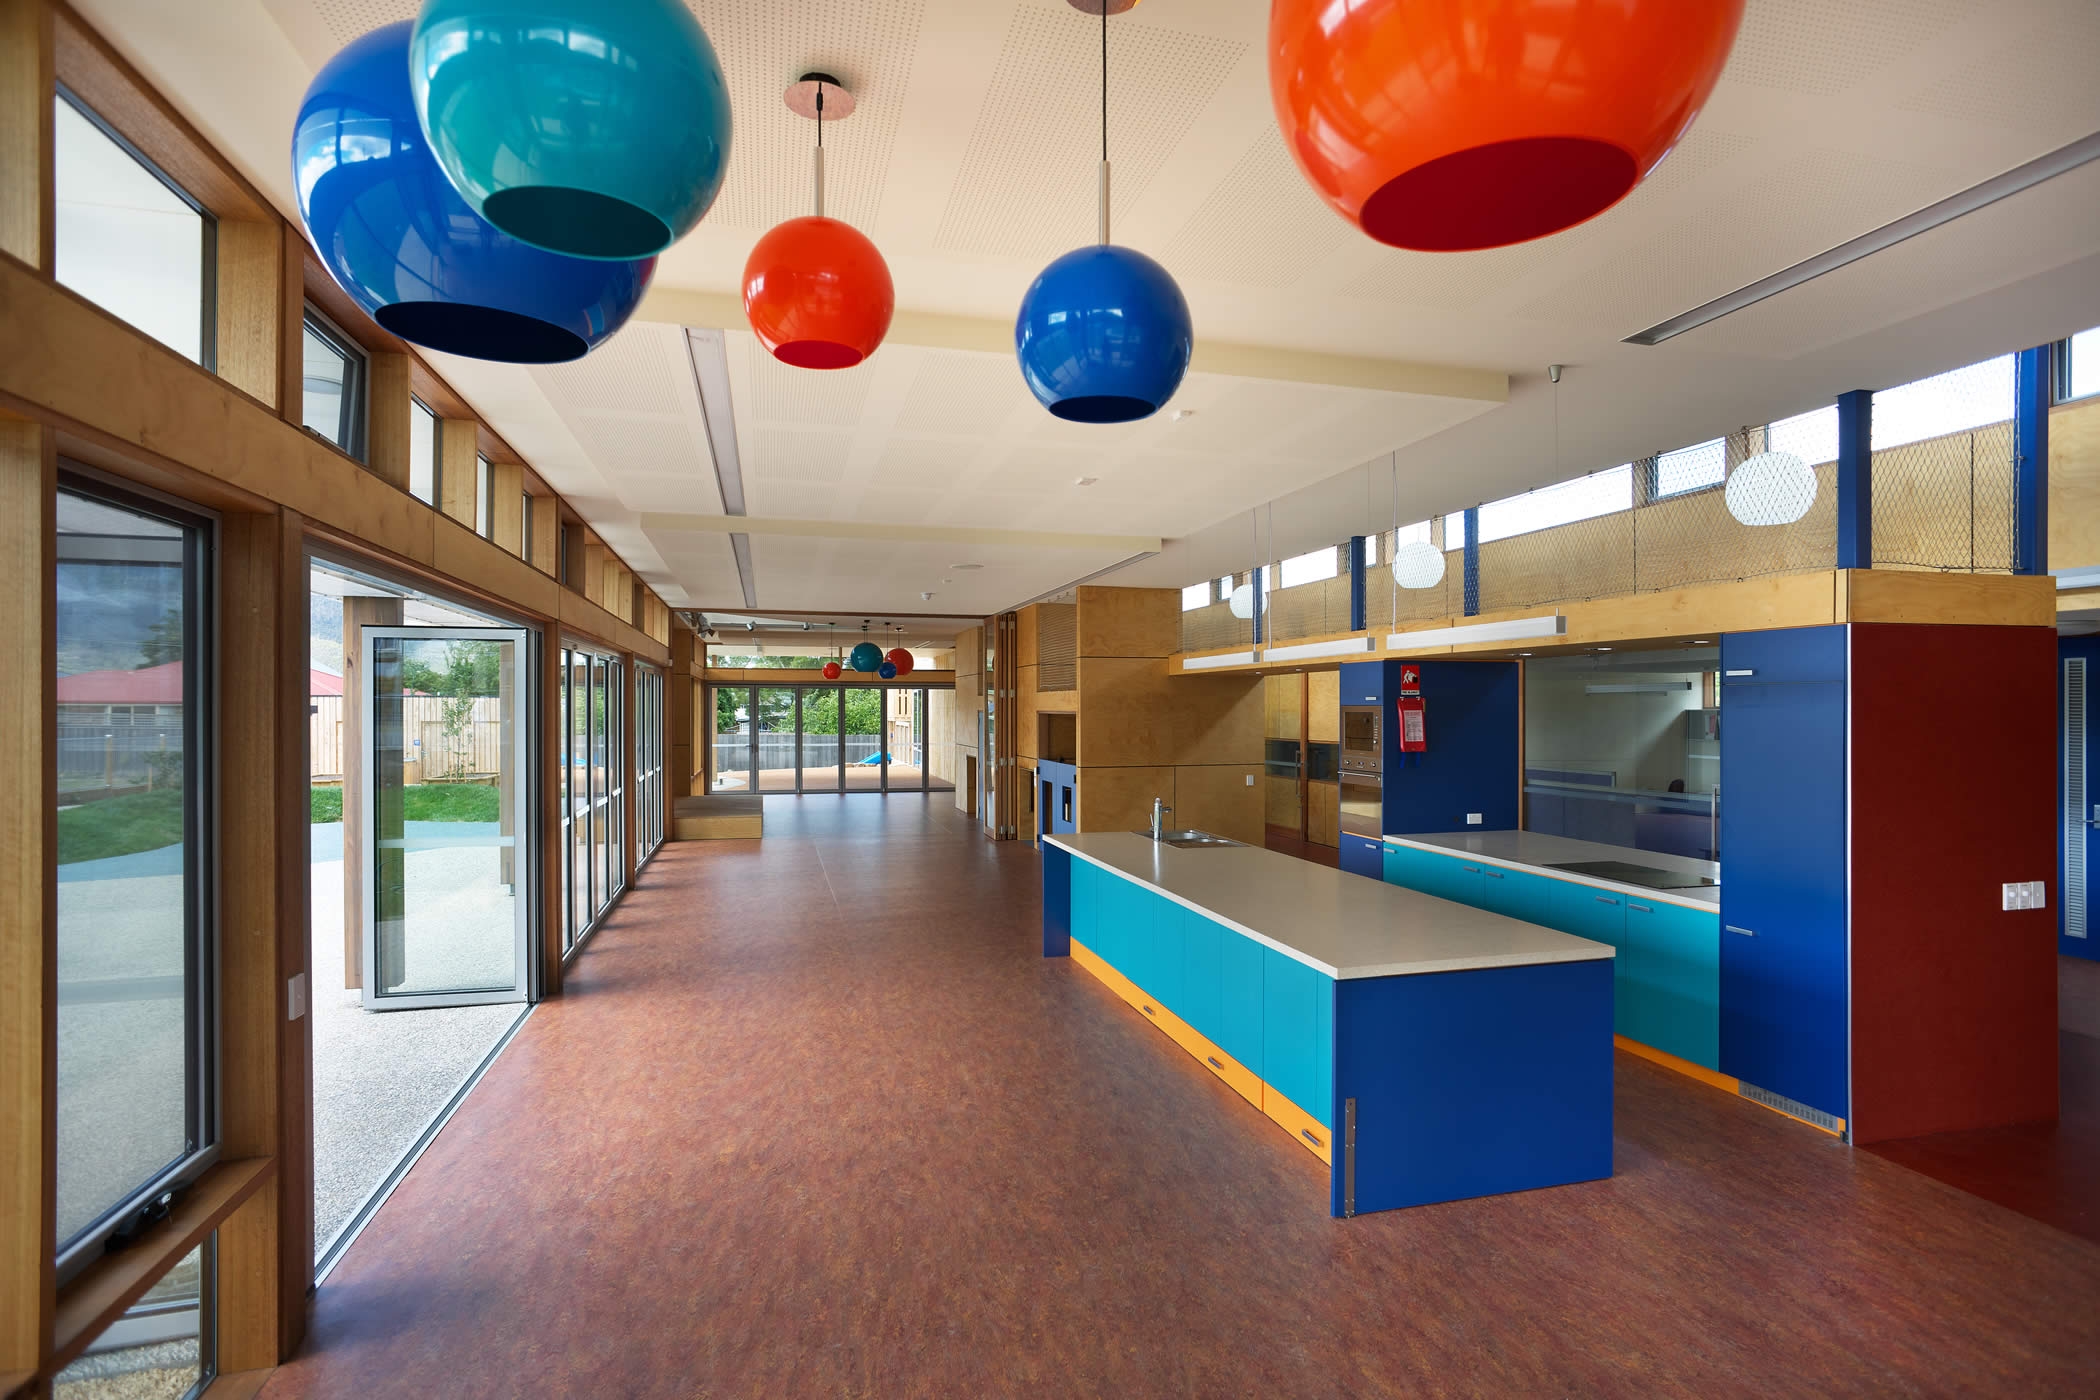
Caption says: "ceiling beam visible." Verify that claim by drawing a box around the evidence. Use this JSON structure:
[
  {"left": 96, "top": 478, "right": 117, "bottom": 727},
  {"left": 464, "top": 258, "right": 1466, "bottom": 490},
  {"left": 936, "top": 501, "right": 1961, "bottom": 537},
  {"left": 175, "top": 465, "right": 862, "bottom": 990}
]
[
  {"left": 639, "top": 512, "right": 1161, "bottom": 553},
  {"left": 635, "top": 287, "right": 1508, "bottom": 402}
]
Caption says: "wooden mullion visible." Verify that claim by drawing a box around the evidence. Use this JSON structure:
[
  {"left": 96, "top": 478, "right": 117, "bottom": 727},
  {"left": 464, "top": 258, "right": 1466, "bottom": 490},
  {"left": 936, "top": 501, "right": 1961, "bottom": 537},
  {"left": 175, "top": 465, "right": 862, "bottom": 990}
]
[
  {"left": 528, "top": 488, "right": 557, "bottom": 576},
  {"left": 538, "top": 629, "right": 563, "bottom": 997},
  {"left": 0, "top": 0, "right": 54, "bottom": 275},
  {"left": 0, "top": 413, "right": 55, "bottom": 1386},
  {"left": 214, "top": 221, "right": 283, "bottom": 410},
  {"left": 366, "top": 352, "right": 414, "bottom": 492},
  {"left": 437, "top": 418, "right": 478, "bottom": 531},
  {"left": 490, "top": 462, "right": 524, "bottom": 557}
]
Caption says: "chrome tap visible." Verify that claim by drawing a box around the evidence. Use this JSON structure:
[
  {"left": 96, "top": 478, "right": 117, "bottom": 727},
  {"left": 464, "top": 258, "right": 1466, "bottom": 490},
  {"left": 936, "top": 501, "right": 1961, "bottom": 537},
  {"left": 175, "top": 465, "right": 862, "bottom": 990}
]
[{"left": 1151, "top": 797, "right": 1172, "bottom": 840}]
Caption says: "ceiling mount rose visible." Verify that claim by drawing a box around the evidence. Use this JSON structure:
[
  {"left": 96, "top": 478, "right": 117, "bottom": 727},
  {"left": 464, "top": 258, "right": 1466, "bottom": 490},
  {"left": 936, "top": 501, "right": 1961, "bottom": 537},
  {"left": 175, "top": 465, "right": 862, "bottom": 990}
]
[
  {"left": 783, "top": 72, "right": 855, "bottom": 122},
  {"left": 1065, "top": 1, "right": 1144, "bottom": 13}
]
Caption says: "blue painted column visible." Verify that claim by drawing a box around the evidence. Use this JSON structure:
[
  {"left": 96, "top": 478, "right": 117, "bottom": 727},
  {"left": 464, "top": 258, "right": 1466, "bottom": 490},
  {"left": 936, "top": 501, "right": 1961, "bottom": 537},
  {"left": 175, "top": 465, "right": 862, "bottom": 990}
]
[
  {"left": 1251, "top": 565, "right": 1265, "bottom": 647},
  {"left": 1348, "top": 535, "right": 1367, "bottom": 632},
  {"left": 1836, "top": 389, "right": 1873, "bottom": 570},
  {"left": 2016, "top": 344, "right": 2050, "bottom": 576},
  {"left": 1462, "top": 508, "right": 1481, "bottom": 616}
]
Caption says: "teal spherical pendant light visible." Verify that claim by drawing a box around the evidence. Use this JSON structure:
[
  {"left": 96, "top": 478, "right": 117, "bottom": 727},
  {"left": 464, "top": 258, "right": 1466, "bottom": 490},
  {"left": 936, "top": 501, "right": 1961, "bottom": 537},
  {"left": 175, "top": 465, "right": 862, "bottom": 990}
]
[
  {"left": 409, "top": 0, "right": 732, "bottom": 260},
  {"left": 1015, "top": 1, "right": 1192, "bottom": 423}
]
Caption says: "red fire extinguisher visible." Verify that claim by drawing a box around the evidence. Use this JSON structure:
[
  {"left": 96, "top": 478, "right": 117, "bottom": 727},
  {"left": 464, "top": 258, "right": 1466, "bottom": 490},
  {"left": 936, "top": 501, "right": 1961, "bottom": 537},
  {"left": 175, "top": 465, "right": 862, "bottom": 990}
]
[{"left": 1395, "top": 664, "right": 1426, "bottom": 760}]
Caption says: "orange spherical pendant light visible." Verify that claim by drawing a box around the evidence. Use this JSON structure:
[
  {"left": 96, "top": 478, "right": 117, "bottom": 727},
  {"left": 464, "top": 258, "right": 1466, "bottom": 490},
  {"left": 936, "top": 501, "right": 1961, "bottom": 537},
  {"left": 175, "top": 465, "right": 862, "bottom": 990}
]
[
  {"left": 744, "top": 74, "right": 894, "bottom": 370},
  {"left": 1269, "top": 0, "right": 1746, "bottom": 252}
]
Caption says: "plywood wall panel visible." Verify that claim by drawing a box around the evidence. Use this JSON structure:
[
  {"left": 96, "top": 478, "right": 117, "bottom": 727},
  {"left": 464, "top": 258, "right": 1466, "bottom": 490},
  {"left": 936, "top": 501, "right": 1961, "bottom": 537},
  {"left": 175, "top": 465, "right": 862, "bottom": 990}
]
[
  {"left": 1077, "top": 764, "right": 1175, "bottom": 835},
  {"left": 1174, "top": 764, "right": 1263, "bottom": 846},
  {"left": 1078, "top": 585, "right": 1179, "bottom": 658}
]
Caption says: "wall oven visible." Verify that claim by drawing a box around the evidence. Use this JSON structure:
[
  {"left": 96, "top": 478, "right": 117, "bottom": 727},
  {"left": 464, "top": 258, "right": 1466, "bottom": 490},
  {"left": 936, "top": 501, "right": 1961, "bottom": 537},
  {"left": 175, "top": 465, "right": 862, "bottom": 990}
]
[{"left": 1340, "top": 704, "right": 1381, "bottom": 840}]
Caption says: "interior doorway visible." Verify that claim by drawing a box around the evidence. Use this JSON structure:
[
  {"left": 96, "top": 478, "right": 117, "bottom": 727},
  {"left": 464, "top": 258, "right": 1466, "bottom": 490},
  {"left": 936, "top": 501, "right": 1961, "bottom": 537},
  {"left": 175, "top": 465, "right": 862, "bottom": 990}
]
[
  {"left": 307, "top": 556, "right": 535, "bottom": 1275},
  {"left": 706, "top": 681, "right": 956, "bottom": 795}
]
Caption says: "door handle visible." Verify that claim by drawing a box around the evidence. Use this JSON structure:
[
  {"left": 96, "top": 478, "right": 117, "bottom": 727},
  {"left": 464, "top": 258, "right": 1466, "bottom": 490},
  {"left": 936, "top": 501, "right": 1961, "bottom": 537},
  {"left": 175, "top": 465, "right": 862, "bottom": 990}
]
[
  {"left": 1595, "top": 895, "right": 1620, "bottom": 905},
  {"left": 1725, "top": 924, "right": 1756, "bottom": 936}
]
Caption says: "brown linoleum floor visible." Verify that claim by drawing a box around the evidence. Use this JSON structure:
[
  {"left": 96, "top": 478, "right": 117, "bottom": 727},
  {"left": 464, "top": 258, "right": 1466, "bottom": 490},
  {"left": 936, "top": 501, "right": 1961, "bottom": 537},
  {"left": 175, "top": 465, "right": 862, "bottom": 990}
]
[{"left": 265, "top": 796, "right": 2100, "bottom": 1399}]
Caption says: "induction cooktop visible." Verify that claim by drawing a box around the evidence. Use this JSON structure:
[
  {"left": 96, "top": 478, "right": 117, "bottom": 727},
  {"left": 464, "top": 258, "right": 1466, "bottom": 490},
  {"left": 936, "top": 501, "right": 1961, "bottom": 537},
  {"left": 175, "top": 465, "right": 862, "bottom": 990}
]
[{"left": 1543, "top": 859, "right": 1717, "bottom": 891}]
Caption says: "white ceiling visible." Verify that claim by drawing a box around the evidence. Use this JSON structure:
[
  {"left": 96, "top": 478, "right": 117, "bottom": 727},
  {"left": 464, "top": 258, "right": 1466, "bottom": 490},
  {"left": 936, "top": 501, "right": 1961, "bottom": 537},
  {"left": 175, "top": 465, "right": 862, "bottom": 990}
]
[{"left": 76, "top": 0, "right": 2100, "bottom": 614}]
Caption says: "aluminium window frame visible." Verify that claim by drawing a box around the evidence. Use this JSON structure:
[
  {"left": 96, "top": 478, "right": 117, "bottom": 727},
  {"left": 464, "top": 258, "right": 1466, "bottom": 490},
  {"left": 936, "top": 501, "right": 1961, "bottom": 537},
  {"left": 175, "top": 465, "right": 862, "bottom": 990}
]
[
  {"left": 52, "top": 466, "right": 221, "bottom": 1288},
  {"left": 300, "top": 304, "right": 369, "bottom": 463},
  {"left": 54, "top": 83, "right": 218, "bottom": 374},
  {"left": 2055, "top": 331, "right": 2099, "bottom": 406}
]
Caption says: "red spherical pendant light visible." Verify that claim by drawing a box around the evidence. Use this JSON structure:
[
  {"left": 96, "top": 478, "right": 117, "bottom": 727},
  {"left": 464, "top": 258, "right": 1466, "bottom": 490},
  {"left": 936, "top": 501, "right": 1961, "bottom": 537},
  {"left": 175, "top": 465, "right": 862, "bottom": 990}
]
[
  {"left": 822, "top": 661, "right": 842, "bottom": 680},
  {"left": 1269, "top": 0, "right": 1746, "bottom": 252},
  {"left": 884, "top": 647, "right": 915, "bottom": 678},
  {"left": 744, "top": 74, "right": 894, "bottom": 370}
]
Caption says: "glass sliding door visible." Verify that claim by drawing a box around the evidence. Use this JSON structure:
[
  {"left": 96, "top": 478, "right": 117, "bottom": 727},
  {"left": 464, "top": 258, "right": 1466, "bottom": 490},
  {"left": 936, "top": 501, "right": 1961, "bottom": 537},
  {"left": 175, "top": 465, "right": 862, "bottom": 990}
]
[
  {"left": 841, "top": 687, "right": 885, "bottom": 790},
  {"left": 798, "top": 688, "right": 840, "bottom": 791},
  {"left": 361, "top": 627, "right": 530, "bottom": 1009},
  {"left": 598, "top": 654, "right": 625, "bottom": 908},
  {"left": 635, "top": 662, "right": 663, "bottom": 862},
  {"left": 713, "top": 684, "right": 751, "bottom": 791},
  {"left": 755, "top": 685, "right": 796, "bottom": 792},
  {"left": 564, "top": 650, "right": 591, "bottom": 945},
  {"left": 564, "top": 643, "right": 626, "bottom": 949}
]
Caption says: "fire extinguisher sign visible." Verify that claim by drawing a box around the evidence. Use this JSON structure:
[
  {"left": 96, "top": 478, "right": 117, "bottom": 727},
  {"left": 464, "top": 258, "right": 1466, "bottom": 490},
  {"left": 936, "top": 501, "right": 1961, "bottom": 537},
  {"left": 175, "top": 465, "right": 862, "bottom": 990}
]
[{"left": 1397, "top": 663, "right": 1421, "bottom": 695}]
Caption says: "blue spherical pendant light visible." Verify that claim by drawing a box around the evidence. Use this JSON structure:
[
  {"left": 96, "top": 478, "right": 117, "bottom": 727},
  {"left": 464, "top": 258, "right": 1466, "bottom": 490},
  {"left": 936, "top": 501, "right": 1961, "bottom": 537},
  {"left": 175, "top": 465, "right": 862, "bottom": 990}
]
[
  {"left": 293, "top": 22, "right": 654, "bottom": 363},
  {"left": 410, "top": 0, "right": 732, "bottom": 260},
  {"left": 1015, "top": 1, "right": 1192, "bottom": 423},
  {"left": 1017, "top": 245, "right": 1190, "bottom": 422}
]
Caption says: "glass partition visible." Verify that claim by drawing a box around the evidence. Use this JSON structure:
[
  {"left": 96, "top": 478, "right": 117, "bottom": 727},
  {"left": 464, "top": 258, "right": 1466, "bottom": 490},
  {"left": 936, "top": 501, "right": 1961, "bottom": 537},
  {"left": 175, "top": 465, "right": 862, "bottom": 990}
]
[
  {"left": 713, "top": 684, "right": 750, "bottom": 791},
  {"left": 841, "top": 688, "right": 885, "bottom": 790},
  {"left": 755, "top": 685, "right": 797, "bottom": 792},
  {"left": 1522, "top": 647, "right": 1720, "bottom": 862},
  {"left": 799, "top": 689, "right": 841, "bottom": 792}
]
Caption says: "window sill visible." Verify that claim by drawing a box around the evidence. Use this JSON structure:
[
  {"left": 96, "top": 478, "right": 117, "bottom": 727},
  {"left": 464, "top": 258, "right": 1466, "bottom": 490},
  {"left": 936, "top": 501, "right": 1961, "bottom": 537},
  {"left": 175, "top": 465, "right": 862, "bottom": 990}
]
[{"left": 52, "top": 1156, "right": 273, "bottom": 1374}]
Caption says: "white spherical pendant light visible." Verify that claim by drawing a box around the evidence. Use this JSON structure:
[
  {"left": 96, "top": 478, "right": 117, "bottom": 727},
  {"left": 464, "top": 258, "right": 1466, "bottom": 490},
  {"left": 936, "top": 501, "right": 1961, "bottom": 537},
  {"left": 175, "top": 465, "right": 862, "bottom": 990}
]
[
  {"left": 1725, "top": 451, "right": 1818, "bottom": 527},
  {"left": 1228, "top": 583, "right": 1255, "bottom": 619},
  {"left": 1390, "top": 540, "right": 1447, "bottom": 590}
]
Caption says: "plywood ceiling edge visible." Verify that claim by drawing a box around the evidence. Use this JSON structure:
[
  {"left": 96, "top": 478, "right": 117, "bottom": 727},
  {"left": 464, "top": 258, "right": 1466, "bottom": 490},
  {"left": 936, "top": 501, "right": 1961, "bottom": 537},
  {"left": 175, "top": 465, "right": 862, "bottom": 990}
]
[{"left": 639, "top": 513, "right": 1159, "bottom": 553}]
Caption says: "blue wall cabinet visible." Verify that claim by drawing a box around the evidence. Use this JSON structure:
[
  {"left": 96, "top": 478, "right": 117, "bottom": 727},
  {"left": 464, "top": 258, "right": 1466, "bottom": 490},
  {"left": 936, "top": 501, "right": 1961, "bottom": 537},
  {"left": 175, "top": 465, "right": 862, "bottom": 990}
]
[
  {"left": 1340, "top": 833, "right": 1384, "bottom": 880},
  {"left": 1341, "top": 661, "right": 1383, "bottom": 704},
  {"left": 1261, "top": 948, "right": 1334, "bottom": 1129},
  {"left": 1719, "top": 629, "right": 1849, "bottom": 1120},
  {"left": 1622, "top": 900, "right": 1720, "bottom": 1069},
  {"left": 1382, "top": 660, "right": 1523, "bottom": 835}
]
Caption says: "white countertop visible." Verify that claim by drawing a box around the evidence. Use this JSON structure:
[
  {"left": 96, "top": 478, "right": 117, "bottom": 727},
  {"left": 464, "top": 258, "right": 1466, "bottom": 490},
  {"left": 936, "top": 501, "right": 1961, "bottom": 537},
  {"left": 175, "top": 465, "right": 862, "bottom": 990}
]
[
  {"left": 1382, "top": 831, "right": 1721, "bottom": 910},
  {"left": 1048, "top": 832, "right": 1613, "bottom": 981}
]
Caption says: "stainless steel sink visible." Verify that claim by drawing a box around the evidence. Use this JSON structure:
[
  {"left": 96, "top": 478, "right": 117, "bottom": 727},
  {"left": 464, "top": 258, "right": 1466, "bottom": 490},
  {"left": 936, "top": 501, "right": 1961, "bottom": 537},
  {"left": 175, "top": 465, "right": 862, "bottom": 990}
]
[{"left": 1132, "top": 829, "right": 1242, "bottom": 849}]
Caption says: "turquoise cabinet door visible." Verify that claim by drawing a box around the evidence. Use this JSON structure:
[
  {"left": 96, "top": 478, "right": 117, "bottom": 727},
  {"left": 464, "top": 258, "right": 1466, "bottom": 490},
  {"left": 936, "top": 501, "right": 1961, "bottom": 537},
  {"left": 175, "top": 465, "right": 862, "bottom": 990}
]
[
  {"left": 1382, "top": 842, "right": 1435, "bottom": 890},
  {"left": 1623, "top": 900, "right": 1720, "bottom": 1069},
  {"left": 1261, "top": 947, "right": 1334, "bottom": 1129},
  {"left": 1121, "top": 881, "right": 1154, "bottom": 991},
  {"left": 1551, "top": 883, "right": 1627, "bottom": 1034},
  {"left": 1479, "top": 866, "right": 1555, "bottom": 925},
  {"left": 1098, "top": 869, "right": 1131, "bottom": 971},
  {"left": 1216, "top": 925, "right": 1265, "bottom": 1075},
  {"left": 1146, "top": 891, "right": 1186, "bottom": 1010},
  {"left": 1383, "top": 844, "right": 1482, "bottom": 906},
  {"left": 1179, "top": 907, "right": 1223, "bottom": 1045}
]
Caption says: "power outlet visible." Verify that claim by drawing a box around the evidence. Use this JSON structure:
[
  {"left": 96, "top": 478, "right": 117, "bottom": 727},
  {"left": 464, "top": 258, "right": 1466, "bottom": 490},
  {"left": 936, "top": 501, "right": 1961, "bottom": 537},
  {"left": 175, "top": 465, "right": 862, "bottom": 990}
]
[
  {"left": 1465, "top": 813, "right": 1483, "bottom": 825},
  {"left": 2002, "top": 881, "right": 2050, "bottom": 911}
]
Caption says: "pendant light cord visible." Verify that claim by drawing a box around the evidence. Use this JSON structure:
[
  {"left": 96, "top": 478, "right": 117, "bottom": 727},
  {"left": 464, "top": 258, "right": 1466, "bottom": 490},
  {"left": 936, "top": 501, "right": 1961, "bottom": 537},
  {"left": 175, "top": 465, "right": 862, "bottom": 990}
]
[
  {"left": 813, "top": 81, "right": 826, "bottom": 218},
  {"left": 1097, "top": 2, "right": 1110, "bottom": 244}
]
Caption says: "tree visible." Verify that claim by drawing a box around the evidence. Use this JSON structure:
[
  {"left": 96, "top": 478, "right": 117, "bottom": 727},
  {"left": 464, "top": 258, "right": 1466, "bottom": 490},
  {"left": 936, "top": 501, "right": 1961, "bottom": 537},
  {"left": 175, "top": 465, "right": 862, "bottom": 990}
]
[{"left": 139, "top": 607, "right": 184, "bottom": 667}]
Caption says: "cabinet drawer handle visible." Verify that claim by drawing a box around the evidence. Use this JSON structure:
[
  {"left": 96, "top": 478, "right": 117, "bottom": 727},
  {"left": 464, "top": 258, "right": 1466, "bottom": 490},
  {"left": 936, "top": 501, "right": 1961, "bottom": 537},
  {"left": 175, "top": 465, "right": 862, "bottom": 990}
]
[
  {"left": 1724, "top": 668, "right": 1755, "bottom": 677},
  {"left": 1462, "top": 865, "right": 1480, "bottom": 873},
  {"left": 1594, "top": 895, "right": 1620, "bottom": 905},
  {"left": 1301, "top": 1129, "right": 1323, "bottom": 1147},
  {"left": 1142, "top": 1004, "right": 1156, "bottom": 1017},
  {"left": 1725, "top": 924, "right": 1756, "bottom": 936},
  {"left": 1207, "top": 1056, "right": 1224, "bottom": 1069},
  {"left": 1484, "top": 870, "right": 1503, "bottom": 879},
  {"left": 1629, "top": 903, "right": 1653, "bottom": 913}
]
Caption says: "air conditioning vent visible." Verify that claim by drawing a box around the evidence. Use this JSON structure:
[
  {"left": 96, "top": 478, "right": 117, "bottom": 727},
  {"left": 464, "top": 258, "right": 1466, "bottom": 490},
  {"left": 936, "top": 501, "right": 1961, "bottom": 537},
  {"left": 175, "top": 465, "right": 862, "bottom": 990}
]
[{"left": 1739, "top": 1082, "right": 1844, "bottom": 1136}]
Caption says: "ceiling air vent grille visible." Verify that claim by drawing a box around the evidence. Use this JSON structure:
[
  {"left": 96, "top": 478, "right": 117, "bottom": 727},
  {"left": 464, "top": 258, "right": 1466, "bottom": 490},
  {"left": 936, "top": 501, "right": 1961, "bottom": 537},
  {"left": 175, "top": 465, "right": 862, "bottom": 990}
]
[{"left": 1038, "top": 603, "right": 1078, "bottom": 693}]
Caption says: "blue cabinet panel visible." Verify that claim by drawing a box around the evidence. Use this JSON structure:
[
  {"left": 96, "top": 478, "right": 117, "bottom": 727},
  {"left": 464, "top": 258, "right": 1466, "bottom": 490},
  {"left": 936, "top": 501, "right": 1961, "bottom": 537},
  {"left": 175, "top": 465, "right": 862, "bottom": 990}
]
[
  {"left": 1383, "top": 844, "right": 1483, "bottom": 907},
  {"left": 1382, "top": 659, "right": 1522, "bottom": 834},
  {"left": 1720, "top": 625, "right": 1846, "bottom": 687},
  {"left": 1332, "top": 960, "right": 1613, "bottom": 1215},
  {"left": 1071, "top": 858, "right": 1098, "bottom": 953},
  {"left": 1719, "top": 628, "right": 1848, "bottom": 1120},
  {"left": 1215, "top": 925, "right": 1266, "bottom": 1076},
  {"left": 1179, "top": 908, "right": 1222, "bottom": 1046},
  {"left": 1479, "top": 866, "right": 1556, "bottom": 926},
  {"left": 1340, "top": 661, "right": 1383, "bottom": 705},
  {"left": 1339, "top": 833, "right": 1383, "bottom": 880},
  {"left": 1261, "top": 948, "right": 1333, "bottom": 1128},
  {"left": 1622, "top": 900, "right": 1720, "bottom": 1070},
  {"left": 1042, "top": 843, "right": 1072, "bottom": 957}
]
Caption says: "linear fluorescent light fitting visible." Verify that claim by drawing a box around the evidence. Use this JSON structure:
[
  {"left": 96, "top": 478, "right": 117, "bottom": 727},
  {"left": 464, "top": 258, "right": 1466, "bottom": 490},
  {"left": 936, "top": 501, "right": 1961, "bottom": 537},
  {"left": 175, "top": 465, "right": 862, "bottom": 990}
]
[
  {"left": 1625, "top": 131, "right": 2100, "bottom": 347},
  {"left": 1183, "top": 650, "right": 1258, "bottom": 670},
  {"left": 1260, "top": 637, "right": 1375, "bottom": 663},
  {"left": 1387, "top": 614, "right": 1567, "bottom": 650}
]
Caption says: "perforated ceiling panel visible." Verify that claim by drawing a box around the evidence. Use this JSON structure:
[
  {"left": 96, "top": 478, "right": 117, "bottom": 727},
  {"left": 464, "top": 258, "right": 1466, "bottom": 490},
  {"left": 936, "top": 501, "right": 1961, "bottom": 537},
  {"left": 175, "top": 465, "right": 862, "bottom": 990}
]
[
  {"left": 689, "top": 0, "right": 927, "bottom": 232},
  {"left": 1158, "top": 127, "right": 1355, "bottom": 289},
  {"left": 307, "top": 0, "right": 412, "bottom": 45},
  {"left": 530, "top": 323, "right": 724, "bottom": 516},
  {"left": 1721, "top": 0, "right": 1974, "bottom": 97},
  {"left": 1517, "top": 147, "right": 1956, "bottom": 332},
  {"left": 1894, "top": 6, "right": 2100, "bottom": 135},
  {"left": 895, "top": 352, "right": 1028, "bottom": 437},
  {"left": 933, "top": 3, "right": 1245, "bottom": 260}
]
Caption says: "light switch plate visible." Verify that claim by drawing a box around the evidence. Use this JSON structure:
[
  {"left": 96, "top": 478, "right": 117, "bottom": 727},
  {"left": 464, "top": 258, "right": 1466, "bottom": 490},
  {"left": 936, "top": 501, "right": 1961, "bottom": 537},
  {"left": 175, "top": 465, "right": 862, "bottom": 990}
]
[
  {"left": 287, "top": 972, "right": 307, "bottom": 1020},
  {"left": 2031, "top": 881, "right": 2048, "bottom": 909},
  {"left": 1466, "top": 813, "right": 1482, "bottom": 825},
  {"left": 1244, "top": 773, "right": 1254, "bottom": 786}
]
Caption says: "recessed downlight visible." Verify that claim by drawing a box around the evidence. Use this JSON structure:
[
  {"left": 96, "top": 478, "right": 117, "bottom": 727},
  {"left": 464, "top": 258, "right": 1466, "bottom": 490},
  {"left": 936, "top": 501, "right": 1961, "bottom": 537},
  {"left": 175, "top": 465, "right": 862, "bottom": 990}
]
[{"left": 1074, "top": 476, "right": 1097, "bottom": 487}]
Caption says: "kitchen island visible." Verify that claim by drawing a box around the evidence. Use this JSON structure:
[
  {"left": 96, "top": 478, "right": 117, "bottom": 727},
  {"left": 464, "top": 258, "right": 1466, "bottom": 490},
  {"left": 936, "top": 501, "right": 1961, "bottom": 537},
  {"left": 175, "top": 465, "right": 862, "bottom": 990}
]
[{"left": 1042, "top": 832, "right": 1615, "bottom": 1216}]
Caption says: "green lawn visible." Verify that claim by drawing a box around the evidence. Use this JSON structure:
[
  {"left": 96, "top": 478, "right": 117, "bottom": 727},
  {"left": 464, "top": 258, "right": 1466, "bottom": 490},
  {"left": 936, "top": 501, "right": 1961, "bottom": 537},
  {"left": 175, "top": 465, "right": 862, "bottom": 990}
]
[
  {"left": 310, "top": 783, "right": 499, "bottom": 824},
  {"left": 56, "top": 788, "right": 186, "bottom": 864}
]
